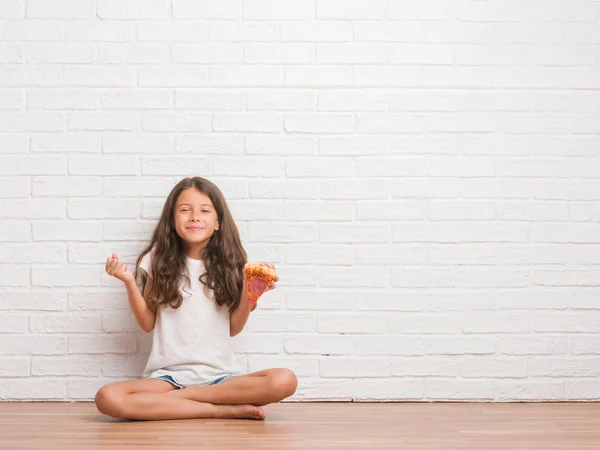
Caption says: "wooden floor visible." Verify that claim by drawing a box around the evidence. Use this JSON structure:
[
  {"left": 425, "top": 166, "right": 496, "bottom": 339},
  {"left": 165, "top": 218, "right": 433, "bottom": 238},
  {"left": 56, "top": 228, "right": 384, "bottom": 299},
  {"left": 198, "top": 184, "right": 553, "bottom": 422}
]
[{"left": 1, "top": 402, "right": 598, "bottom": 449}]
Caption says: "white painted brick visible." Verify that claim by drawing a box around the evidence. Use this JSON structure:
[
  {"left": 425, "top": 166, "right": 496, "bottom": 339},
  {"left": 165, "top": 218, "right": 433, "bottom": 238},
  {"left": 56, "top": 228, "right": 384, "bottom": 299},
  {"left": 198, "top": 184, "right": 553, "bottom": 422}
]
[
  {"left": 0, "top": 112, "right": 63, "bottom": 132},
  {"left": 97, "top": 0, "right": 169, "bottom": 19},
  {"left": 247, "top": 90, "right": 315, "bottom": 111},
  {"left": 567, "top": 380, "right": 600, "bottom": 400},
  {"left": 26, "top": 0, "right": 94, "bottom": 19},
  {"left": 391, "top": 314, "right": 460, "bottom": 334},
  {"left": 27, "top": 89, "right": 98, "bottom": 110},
  {"left": 286, "top": 157, "right": 353, "bottom": 177},
  {"left": 393, "top": 222, "right": 528, "bottom": 243},
  {"left": 67, "top": 289, "right": 128, "bottom": 311},
  {"left": 356, "top": 245, "right": 425, "bottom": 265},
  {"left": 102, "top": 312, "right": 140, "bottom": 333},
  {"left": 214, "top": 113, "right": 283, "bottom": 133},
  {"left": 246, "top": 312, "right": 315, "bottom": 332},
  {"left": 69, "top": 335, "right": 136, "bottom": 354},
  {"left": 229, "top": 200, "right": 282, "bottom": 221},
  {"left": 0, "top": 199, "right": 65, "bottom": 219},
  {"left": 173, "top": 43, "right": 243, "bottom": 64},
  {"left": 427, "top": 380, "right": 494, "bottom": 400},
  {"left": 68, "top": 112, "right": 140, "bottom": 132},
  {"left": 0, "top": 313, "right": 29, "bottom": 333},
  {"left": 286, "top": 245, "right": 354, "bottom": 265},
  {"left": 32, "top": 355, "right": 102, "bottom": 376},
  {"left": 531, "top": 313, "right": 600, "bottom": 333},
  {"left": 354, "top": 290, "right": 424, "bottom": 312},
  {"left": 355, "top": 336, "right": 426, "bottom": 356},
  {"left": 174, "top": 0, "right": 241, "bottom": 19},
  {"left": 0, "top": 0, "right": 23, "bottom": 18},
  {"left": 31, "top": 133, "right": 100, "bottom": 153},
  {"left": 428, "top": 200, "right": 497, "bottom": 221},
  {"left": 0, "top": 379, "right": 67, "bottom": 400},
  {"left": 177, "top": 135, "right": 244, "bottom": 154},
  {"left": 461, "top": 313, "right": 531, "bottom": 333},
  {"left": 143, "top": 112, "right": 212, "bottom": 132},
  {"left": 357, "top": 201, "right": 425, "bottom": 220},
  {"left": 0, "top": 335, "right": 67, "bottom": 355},
  {"left": 231, "top": 333, "right": 284, "bottom": 354},
  {"left": 65, "top": 66, "right": 136, "bottom": 87},
  {"left": 33, "top": 220, "right": 101, "bottom": 241},
  {"left": 533, "top": 269, "right": 600, "bottom": 286},
  {"left": 393, "top": 268, "right": 529, "bottom": 288},
  {"left": 391, "top": 357, "right": 460, "bottom": 377},
  {"left": 0, "top": 219, "right": 31, "bottom": 242},
  {"left": 27, "top": 43, "right": 94, "bottom": 63},
  {"left": 531, "top": 357, "right": 600, "bottom": 377},
  {"left": 245, "top": 44, "right": 314, "bottom": 64},
  {"left": 498, "top": 245, "right": 567, "bottom": 265},
  {"left": 102, "top": 354, "right": 146, "bottom": 377},
  {"left": 427, "top": 336, "right": 495, "bottom": 355},
  {"left": 320, "top": 267, "right": 390, "bottom": 288},
  {"left": 497, "top": 381, "right": 565, "bottom": 401},
  {"left": 210, "top": 66, "right": 282, "bottom": 86},
  {"left": 67, "top": 199, "right": 140, "bottom": 221},
  {"left": 318, "top": 90, "right": 386, "bottom": 112},
  {"left": 248, "top": 355, "right": 318, "bottom": 377},
  {"left": 2, "top": 19, "right": 63, "bottom": 40},
  {"left": 497, "top": 336, "right": 567, "bottom": 355},
  {"left": 284, "top": 201, "right": 354, "bottom": 222},
  {"left": 317, "top": 0, "right": 386, "bottom": 19},
  {"left": 247, "top": 223, "right": 317, "bottom": 243},
  {"left": 0, "top": 357, "right": 30, "bottom": 377},
  {"left": 102, "top": 133, "right": 173, "bottom": 154},
  {"left": 320, "top": 180, "right": 390, "bottom": 199},
  {"left": 0, "top": 176, "right": 28, "bottom": 197},
  {"left": 317, "top": 43, "right": 386, "bottom": 64},
  {"left": 461, "top": 356, "right": 528, "bottom": 378},
  {"left": 98, "top": 43, "right": 170, "bottom": 64},
  {"left": 284, "top": 334, "right": 354, "bottom": 355},
  {"left": 0, "top": 89, "right": 25, "bottom": 110},
  {"left": 102, "top": 177, "right": 176, "bottom": 198},
  {"left": 287, "top": 290, "right": 354, "bottom": 311},
  {"left": 320, "top": 223, "right": 391, "bottom": 243},
  {"left": 0, "top": 65, "right": 63, "bottom": 87},
  {"left": 570, "top": 336, "right": 600, "bottom": 355},
  {"left": 284, "top": 66, "right": 353, "bottom": 87},
  {"left": 427, "top": 244, "right": 496, "bottom": 266},
  {"left": 1, "top": 155, "right": 65, "bottom": 175},
  {"left": 68, "top": 156, "right": 137, "bottom": 176},
  {"left": 319, "top": 136, "right": 391, "bottom": 156},
  {"left": 102, "top": 90, "right": 172, "bottom": 110},
  {"left": 32, "top": 176, "right": 100, "bottom": 197},
  {"left": 0, "top": 135, "right": 28, "bottom": 154},
  {"left": 69, "top": 242, "right": 142, "bottom": 264},
  {"left": 214, "top": 157, "right": 283, "bottom": 177},
  {"left": 142, "top": 156, "right": 212, "bottom": 175},
  {"left": 458, "top": 0, "right": 597, "bottom": 22},
  {"left": 0, "top": 244, "right": 66, "bottom": 263},
  {"left": 428, "top": 157, "right": 496, "bottom": 177},
  {"left": 32, "top": 266, "right": 101, "bottom": 287},
  {"left": 246, "top": 135, "right": 316, "bottom": 155},
  {"left": 139, "top": 66, "right": 209, "bottom": 88},
  {"left": 0, "top": 290, "right": 66, "bottom": 311},
  {"left": 318, "top": 313, "right": 388, "bottom": 334},
  {"left": 320, "top": 357, "right": 389, "bottom": 378},
  {"left": 66, "top": 20, "right": 134, "bottom": 41},
  {"left": 285, "top": 113, "right": 354, "bottom": 133},
  {"left": 175, "top": 90, "right": 244, "bottom": 111},
  {"left": 243, "top": 0, "right": 313, "bottom": 20},
  {"left": 250, "top": 180, "right": 317, "bottom": 199},
  {"left": 210, "top": 23, "right": 276, "bottom": 41}
]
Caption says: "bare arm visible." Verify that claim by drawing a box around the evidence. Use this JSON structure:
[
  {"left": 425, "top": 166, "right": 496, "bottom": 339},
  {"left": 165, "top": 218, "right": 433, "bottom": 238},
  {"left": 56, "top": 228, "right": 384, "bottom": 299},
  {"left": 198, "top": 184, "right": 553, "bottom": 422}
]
[
  {"left": 124, "top": 275, "right": 156, "bottom": 332},
  {"left": 229, "top": 262, "right": 276, "bottom": 337},
  {"left": 106, "top": 253, "right": 156, "bottom": 333}
]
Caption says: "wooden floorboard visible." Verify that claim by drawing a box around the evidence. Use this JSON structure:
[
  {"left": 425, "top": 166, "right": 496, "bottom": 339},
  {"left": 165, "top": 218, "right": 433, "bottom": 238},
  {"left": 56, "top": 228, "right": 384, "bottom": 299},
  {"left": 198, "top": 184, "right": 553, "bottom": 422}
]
[{"left": 1, "top": 402, "right": 599, "bottom": 449}]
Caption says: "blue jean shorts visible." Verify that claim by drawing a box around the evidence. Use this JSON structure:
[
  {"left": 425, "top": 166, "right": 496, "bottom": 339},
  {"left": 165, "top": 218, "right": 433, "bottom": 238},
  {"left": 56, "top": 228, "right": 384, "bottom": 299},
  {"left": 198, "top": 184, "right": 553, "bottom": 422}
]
[{"left": 153, "top": 374, "right": 236, "bottom": 389}]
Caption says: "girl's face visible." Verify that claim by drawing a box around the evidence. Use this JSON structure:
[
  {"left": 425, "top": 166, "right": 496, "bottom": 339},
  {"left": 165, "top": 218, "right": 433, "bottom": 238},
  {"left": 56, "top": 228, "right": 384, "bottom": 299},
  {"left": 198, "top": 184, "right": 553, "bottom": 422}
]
[{"left": 173, "top": 187, "right": 220, "bottom": 250}]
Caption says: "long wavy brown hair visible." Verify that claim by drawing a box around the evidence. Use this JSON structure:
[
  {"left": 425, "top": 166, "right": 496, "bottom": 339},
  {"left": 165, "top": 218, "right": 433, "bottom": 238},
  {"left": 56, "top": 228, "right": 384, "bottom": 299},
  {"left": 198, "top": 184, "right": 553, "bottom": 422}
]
[{"left": 135, "top": 177, "right": 247, "bottom": 312}]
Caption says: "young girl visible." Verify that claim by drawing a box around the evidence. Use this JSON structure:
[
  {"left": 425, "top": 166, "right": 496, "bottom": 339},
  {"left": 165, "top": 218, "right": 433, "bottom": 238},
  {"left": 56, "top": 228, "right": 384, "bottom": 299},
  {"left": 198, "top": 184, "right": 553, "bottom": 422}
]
[{"left": 95, "top": 176, "right": 297, "bottom": 421}]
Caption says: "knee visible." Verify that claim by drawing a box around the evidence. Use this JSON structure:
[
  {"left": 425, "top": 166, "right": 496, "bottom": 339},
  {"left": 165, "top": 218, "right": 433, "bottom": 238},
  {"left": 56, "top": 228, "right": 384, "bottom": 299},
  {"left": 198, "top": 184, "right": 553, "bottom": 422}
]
[
  {"left": 271, "top": 368, "right": 298, "bottom": 400},
  {"left": 95, "top": 385, "right": 126, "bottom": 418}
]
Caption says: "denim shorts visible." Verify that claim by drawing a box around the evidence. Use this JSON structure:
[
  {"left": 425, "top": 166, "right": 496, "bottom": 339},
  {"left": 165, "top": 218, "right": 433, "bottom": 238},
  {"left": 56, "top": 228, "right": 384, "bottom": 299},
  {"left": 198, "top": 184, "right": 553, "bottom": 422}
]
[{"left": 153, "top": 374, "right": 236, "bottom": 389}]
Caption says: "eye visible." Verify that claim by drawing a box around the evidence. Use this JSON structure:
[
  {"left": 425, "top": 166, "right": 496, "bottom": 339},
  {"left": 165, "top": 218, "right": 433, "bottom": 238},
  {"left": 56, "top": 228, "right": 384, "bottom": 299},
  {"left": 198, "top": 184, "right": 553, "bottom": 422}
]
[{"left": 201, "top": 210, "right": 210, "bottom": 213}]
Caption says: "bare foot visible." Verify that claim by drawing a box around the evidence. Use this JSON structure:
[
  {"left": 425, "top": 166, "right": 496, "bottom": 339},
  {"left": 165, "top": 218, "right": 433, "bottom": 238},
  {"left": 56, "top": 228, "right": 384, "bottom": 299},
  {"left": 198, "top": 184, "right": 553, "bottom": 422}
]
[{"left": 215, "top": 404, "right": 265, "bottom": 420}]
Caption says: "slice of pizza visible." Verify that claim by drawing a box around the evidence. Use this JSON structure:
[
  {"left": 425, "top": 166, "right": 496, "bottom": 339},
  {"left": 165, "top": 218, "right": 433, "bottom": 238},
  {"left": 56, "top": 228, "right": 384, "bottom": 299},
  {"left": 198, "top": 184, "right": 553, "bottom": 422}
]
[{"left": 245, "top": 263, "right": 278, "bottom": 306}]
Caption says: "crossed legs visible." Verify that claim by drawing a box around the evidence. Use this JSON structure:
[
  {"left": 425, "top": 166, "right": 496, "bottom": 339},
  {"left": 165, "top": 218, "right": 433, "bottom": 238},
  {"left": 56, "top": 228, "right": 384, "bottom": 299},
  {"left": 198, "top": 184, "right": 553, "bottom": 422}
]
[{"left": 95, "top": 368, "right": 297, "bottom": 421}]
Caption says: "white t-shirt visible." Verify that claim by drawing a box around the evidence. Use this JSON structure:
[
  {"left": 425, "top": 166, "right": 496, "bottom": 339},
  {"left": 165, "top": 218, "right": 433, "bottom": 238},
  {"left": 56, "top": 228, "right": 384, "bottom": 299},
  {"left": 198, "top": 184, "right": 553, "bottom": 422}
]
[{"left": 138, "top": 251, "right": 241, "bottom": 387}]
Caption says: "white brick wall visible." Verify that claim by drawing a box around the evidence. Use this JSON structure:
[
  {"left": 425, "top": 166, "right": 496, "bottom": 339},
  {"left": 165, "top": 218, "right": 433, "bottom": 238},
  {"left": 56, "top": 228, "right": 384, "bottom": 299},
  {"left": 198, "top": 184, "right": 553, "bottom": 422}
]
[{"left": 1, "top": 0, "right": 599, "bottom": 402}]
